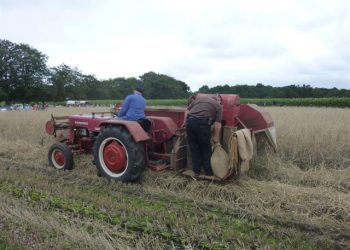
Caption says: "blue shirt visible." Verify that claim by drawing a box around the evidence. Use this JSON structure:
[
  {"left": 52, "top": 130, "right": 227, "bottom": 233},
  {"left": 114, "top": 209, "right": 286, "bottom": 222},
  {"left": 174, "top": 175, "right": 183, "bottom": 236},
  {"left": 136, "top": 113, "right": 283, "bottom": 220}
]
[{"left": 118, "top": 93, "right": 146, "bottom": 120}]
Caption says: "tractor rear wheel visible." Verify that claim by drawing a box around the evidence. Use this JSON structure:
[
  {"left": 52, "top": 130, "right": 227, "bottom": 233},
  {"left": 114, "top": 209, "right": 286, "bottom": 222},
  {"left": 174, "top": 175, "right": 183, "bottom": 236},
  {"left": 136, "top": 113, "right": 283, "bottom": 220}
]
[
  {"left": 48, "top": 143, "right": 74, "bottom": 170},
  {"left": 93, "top": 126, "right": 145, "bottom": 182}
]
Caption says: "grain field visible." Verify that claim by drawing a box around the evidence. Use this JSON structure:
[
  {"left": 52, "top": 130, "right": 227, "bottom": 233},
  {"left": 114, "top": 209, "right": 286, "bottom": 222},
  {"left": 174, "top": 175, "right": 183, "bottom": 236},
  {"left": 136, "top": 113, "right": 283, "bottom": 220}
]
[{"left": 0, "top": 106, "right": 349, "bottom": 249}]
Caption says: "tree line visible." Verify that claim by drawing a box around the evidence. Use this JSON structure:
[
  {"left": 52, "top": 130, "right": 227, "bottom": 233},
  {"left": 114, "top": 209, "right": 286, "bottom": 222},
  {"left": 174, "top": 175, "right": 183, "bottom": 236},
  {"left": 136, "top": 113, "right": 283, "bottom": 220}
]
[
  {"left": 1, "top": 39, "right": 349, "bottom": 104},
  {"left": 198, "top": 83, "right": 350, "bottom": 98}
]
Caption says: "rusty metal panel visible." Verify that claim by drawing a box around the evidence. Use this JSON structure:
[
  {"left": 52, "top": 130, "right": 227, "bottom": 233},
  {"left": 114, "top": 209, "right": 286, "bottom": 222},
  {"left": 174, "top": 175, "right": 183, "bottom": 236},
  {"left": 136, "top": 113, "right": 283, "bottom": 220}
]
[
  {"left": 238, "top": 104, "right": 274, "bottom": 131},
  {"left": 147, "top": 116, "right": 178, "bottom": 143},
  {"left": 145, "top": 107, "right": 186, "bottom": 128},
  {"left": 220, "top": 94, "right": 240, "bottom": 127}
]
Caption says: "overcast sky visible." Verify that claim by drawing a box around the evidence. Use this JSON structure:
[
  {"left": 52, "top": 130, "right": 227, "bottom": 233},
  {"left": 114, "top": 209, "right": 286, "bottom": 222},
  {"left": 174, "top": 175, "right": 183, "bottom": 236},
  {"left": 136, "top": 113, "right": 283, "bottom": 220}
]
[{"left": 1, "top": 0, "right": 349, "bottom": 91}]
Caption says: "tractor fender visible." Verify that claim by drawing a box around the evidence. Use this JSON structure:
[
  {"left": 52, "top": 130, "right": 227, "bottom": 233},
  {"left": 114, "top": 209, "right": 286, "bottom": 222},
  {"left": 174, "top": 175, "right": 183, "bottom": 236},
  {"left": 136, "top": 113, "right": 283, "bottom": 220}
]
[{"left": 99, "top": 119, "right": 151, "bottom": 143}]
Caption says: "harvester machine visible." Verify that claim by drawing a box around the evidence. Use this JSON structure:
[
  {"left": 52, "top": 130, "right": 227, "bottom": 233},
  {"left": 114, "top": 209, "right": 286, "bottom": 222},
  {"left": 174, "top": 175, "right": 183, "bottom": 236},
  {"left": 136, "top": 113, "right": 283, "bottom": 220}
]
[{"left": 46, "top": 94, "right": 276, "bottom": 182}]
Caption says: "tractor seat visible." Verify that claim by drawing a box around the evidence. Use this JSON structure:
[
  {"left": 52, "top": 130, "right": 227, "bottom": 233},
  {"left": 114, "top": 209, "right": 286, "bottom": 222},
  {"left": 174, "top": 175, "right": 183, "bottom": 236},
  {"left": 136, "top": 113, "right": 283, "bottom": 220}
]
[{"left": 137, "top": 118, "right": 152, "bottom": 133}]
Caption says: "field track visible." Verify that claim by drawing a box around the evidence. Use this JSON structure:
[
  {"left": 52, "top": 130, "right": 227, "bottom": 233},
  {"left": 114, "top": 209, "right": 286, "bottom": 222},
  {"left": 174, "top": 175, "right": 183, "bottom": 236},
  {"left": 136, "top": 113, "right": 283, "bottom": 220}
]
[{"left": 0, "top": 106, "right": 349, "bottom": 249}]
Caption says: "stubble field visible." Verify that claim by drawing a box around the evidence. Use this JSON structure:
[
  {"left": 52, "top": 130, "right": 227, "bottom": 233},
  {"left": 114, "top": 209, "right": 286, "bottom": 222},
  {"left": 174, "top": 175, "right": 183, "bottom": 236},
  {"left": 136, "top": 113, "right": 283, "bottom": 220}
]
[{"left": 0, "top": 106, "right": 349, "bottom": 249}]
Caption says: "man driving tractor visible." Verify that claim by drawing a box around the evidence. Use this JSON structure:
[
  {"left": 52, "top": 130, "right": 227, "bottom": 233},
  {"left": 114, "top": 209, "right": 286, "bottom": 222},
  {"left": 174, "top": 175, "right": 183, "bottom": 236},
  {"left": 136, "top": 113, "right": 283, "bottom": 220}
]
[{"left": 116, "top": 86, "right": 146, "bottom": 120}]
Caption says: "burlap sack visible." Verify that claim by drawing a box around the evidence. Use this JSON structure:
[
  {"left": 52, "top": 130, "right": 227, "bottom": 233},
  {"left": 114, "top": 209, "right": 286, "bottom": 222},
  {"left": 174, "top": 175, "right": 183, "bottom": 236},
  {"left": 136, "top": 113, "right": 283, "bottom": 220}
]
[
  {"left": 211, "top": 143, "right": 230, "bottom": 179},
  {"left": 235, "top": 129, "right": 253, "bottom": 173},
  {"left": 228, "top": 134, "right": 239, "bottom": 174},
  {"left": 235, "top": 129, "right": 253, "bottom": 161}
]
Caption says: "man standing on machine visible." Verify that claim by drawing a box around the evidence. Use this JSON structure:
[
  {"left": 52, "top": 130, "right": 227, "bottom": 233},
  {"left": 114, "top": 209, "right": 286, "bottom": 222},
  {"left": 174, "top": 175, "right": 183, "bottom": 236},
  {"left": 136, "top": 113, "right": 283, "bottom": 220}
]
[{"left": 184, "top": 95, "right": 222, "bottom": 176}]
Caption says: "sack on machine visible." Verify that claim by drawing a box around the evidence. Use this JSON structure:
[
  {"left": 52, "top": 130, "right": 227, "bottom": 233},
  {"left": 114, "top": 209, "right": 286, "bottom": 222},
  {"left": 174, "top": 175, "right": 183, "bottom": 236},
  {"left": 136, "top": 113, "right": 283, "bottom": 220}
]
[{"left": 211, "top": 129, "right": 254, "bottom": 179}]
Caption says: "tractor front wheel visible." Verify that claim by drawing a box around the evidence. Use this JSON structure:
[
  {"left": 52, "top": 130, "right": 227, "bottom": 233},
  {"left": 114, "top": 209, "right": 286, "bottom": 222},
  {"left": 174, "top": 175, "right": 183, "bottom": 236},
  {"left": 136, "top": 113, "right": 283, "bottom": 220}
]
[
  {"left": 48, "top": 143, "right": 74, "bottom": 170},
  {"left": 93, "top": 126, "right": 145, "bottom": 182}
]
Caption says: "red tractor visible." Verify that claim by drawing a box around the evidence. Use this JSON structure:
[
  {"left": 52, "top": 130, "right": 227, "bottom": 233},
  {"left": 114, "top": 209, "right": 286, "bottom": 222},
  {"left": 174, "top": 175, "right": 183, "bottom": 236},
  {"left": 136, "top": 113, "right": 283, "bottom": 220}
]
[{"left": 45, "top": 94, "right": 277, "bottom": 182}]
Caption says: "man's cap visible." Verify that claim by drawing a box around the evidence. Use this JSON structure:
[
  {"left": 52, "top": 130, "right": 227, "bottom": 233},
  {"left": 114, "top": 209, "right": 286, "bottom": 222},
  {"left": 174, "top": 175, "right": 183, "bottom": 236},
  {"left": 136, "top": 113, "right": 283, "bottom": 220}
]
[{"left": 134, "top": 86, "right": 144, "bottom": 94}]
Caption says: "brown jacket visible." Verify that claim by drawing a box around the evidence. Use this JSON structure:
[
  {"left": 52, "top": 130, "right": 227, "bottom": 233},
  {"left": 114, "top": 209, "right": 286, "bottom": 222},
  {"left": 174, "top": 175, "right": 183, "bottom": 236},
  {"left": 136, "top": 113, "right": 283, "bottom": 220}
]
[{"left": 187, "top": 96, "right": 222, "bottom": 123}]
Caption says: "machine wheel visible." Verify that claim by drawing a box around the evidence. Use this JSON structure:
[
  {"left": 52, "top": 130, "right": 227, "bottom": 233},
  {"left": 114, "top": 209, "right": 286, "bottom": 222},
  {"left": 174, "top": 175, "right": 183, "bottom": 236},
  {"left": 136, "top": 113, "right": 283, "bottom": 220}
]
[
  {"left": 93, "top": 126, "right": 145, "bottom": 182},
  {"left": 48, "top": 143, "right": 74, "bottom": 170}
]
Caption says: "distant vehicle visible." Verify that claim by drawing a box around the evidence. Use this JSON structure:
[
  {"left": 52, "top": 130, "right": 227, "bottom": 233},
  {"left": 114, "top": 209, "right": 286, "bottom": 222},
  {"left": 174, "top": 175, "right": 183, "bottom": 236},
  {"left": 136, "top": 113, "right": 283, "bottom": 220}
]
[
  {"left": 24, "top": 104, "right": 32, "bottom": 110},
  {"left": 66, "top": 100, "right": 89, "bottom": 107},
  {"left": 66, "top": 100, "right": 76, "bottom": 106},
  {"left": 0, "top": 104, "right": 33, "bottom": 111},
  {"left": 79, "top": 100, "right": 88, "bottom": 106},
  {"left": 0, "top": 105, "right": 14, "bottom": 111},
  {"left": 13, "top": 104, "right": 23, "bottom": 110}
]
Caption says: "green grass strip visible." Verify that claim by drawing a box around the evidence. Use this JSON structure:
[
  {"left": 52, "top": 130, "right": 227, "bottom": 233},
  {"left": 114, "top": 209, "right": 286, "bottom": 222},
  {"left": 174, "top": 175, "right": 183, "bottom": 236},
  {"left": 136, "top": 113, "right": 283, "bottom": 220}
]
[
  {"left": 0, "top": 181, "right": 316, "bottom": 249},
  {"left": 78, "top": 97, "right": 350, "bottom": 108},
  {"left": 13, "top": 97, "right": 350, "bottom": 108},
  {"left": 0, "top": 241, "right": 6, "bottom": 250}
]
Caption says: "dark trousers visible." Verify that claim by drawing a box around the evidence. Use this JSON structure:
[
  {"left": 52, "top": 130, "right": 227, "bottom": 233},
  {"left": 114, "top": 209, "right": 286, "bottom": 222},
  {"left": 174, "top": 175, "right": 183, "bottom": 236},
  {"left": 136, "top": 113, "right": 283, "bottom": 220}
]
[{"left": 186, "top": 117, "right": 213, "bottom": 175}]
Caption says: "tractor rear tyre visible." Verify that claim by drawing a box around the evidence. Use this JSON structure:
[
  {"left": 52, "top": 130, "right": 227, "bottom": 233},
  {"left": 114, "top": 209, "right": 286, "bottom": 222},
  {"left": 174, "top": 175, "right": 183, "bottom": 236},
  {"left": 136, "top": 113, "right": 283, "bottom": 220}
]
[
  {"left": 48, "top": 143, "right": 74, "bottom": 170},
  {"left": 93, "top": 126, "right": 145, "bottom": 182}
]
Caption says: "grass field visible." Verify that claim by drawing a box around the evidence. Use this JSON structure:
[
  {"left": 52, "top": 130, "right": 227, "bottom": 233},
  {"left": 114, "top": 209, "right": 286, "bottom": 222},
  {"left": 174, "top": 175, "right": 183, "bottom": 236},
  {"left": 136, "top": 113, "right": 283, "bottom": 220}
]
[
  {"left": 0, "top": 106, "right": 349, "bottom": 249},
  {"left": 47, "top": 97, "right": 350, "bottom": 108}
]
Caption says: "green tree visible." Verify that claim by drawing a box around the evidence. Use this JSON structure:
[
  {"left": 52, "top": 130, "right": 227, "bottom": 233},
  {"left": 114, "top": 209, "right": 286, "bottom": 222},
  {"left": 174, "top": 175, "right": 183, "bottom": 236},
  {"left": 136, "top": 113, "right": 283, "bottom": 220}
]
[
  {"left": 81, "top": 74, "right": 100, "bottom": 99},
  {"left": 49, "top": 64, "right": 83, "bottom": 101},
  {"left": 140, "top": 71, "right": 190, "bottom": 99},
  {"left": 0, "top": 87, "right": 7, "bottom": 102},
  {"left": 0, "top": 39, "right": 49, "bottom": 103},
  {"left": 196, "top": 83, "right": 350, "bottom": 98},
  {"left": 198, "top": 85, "right": 210, "bottom": 93}
]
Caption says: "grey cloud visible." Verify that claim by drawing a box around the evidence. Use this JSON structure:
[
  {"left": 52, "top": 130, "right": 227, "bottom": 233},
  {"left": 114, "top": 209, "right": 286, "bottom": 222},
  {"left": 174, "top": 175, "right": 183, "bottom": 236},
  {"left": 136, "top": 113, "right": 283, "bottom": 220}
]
[
  {"left": 294, "top": 0, "right": 349, "bottom": 31},
  {"left": 201, "top": 37, "right": 232, "bottom": 50},
  {"left": 205, "top": 44, "right": 286, "bottom": 59},
  {"left": 161, "top": 62, "right": 211, "bottom": 79},
  {"left": 320, "top": 60, "right": 349, "bottom": 72},
  {"left": 2, "top": 0, "right": 348, "bottom": 90}
]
